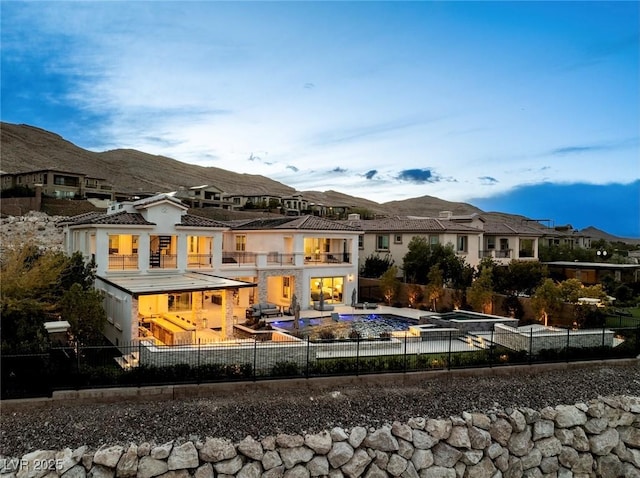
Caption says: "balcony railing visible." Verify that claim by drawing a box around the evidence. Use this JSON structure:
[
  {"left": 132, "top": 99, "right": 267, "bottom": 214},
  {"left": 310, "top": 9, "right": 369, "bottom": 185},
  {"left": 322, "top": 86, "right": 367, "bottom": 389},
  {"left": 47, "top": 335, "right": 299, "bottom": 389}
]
[
  {"left": 149, "top": 254, "right": 177, "bottom": 269},
  {"left": 266, "top": 252, "right": 295, "bottom": 265},
  {"left": 479, "top": 249, "right": 512, "bottom": 259},
  {"left": 304, "top": 252, "right": 351, "bottom": 264},
  {"left": 222, "top": 251, "right": 257, "bottom": 265},
  {"left": 108, "top": 254, "right": 139, "bottom": 270},
  {"left": 187, "top": 254, "right": 213, "bottom": 268}
]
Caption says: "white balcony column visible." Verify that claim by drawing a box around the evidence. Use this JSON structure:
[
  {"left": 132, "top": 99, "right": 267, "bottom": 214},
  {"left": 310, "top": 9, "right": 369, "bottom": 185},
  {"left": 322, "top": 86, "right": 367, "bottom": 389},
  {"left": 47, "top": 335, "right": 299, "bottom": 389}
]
[
  {"left": 95, "top": 232, "right": 109, "bottom": 275},
  {"left": 138, "top": 234, "right": 151, "bottom": 272},
  {"left": 256, "top": 252, "right": 267, "bottom": 268},
  {"left": 294, "top": 252, "right": 305, "bottom": 266},
  {"left": 176, "top": 232, "right": 187, "bottom": 271}
]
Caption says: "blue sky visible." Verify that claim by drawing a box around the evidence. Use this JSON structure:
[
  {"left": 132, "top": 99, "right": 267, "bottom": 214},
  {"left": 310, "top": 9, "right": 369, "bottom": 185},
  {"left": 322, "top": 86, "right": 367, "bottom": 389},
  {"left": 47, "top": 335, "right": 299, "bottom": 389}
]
[{"left": 2, "top": 1, "right": 639, "bottom": 237}]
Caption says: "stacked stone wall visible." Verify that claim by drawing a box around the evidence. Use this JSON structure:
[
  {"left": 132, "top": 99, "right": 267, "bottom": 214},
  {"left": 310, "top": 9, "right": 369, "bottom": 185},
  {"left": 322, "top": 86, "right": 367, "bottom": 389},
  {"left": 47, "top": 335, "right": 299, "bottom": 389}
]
[{"left": 3, "top": 395, "right": 639, "bottom": 477}]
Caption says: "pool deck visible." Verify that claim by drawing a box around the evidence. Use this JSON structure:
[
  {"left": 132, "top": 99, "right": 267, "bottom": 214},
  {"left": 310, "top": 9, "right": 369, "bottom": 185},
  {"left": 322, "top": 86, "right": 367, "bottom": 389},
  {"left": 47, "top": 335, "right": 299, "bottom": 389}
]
[
  {"left": 267, "top": 304, "right": 436, "bottom": 322},
  {"left": 264, "top": 305, "right": 482, "bottom": 356}
]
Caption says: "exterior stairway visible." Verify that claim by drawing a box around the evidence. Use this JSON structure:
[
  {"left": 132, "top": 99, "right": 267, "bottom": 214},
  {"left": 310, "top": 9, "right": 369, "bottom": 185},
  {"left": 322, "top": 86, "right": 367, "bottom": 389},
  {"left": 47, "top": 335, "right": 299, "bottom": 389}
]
[
  {"left": 457, "top": 333, "right": 491, "bottom": 350},
  {"left": 114, "top": 351, "right": 139, "bottom": 369}
]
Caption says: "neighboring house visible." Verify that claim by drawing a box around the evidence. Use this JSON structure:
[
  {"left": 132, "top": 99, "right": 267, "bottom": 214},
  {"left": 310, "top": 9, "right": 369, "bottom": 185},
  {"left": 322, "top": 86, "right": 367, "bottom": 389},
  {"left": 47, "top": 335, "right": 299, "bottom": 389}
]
[
  {"left": 344, "top": 213, "right": 543, "bottom": 274},
  {"left": 343, "top": 215, "right": 484, "bottom": 272},
  {"left": 1, "top": 168, "right": 114, "bottom": 200},
  {"left": 544, "top": 261, "right": 640, "bottom": 286},
  {"left": 173, "top": 184, "right": 234, "bottom": 209},
  {"left": 480, "top": 222, "right": 541, "bottom": 264},
  {"left": 538, "top": 224, "right": 592, "bottom": 249},
  {"left": 59, "top": 193, "right": 360, "bottom": 349}
]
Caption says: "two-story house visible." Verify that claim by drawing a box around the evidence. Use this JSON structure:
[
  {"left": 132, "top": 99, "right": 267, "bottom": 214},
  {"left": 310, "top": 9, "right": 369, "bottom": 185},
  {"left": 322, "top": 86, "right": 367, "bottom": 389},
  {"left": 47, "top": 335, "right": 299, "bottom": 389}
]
[
  {"left": 59, "top": 193, "right": 360, "bottom": 349},
  {"left": 344, "top": 213, "right": 543, "bottom": 276},
  {"left": 343, "top": 215, "right": 484, "bottom": 273}
]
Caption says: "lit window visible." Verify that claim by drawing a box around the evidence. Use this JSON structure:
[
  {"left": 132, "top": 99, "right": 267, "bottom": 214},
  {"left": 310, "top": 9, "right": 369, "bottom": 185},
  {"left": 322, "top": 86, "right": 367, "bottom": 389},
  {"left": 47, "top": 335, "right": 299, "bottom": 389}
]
[{"left": 235, "top": 235, "right": 246, "bottom": 251}]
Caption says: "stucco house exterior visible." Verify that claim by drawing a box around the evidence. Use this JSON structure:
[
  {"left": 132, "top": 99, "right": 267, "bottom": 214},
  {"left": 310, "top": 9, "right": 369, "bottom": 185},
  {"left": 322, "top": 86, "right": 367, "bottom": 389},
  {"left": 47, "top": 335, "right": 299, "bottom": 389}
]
[
  {"left": 344, "top": 213, "right": 542, "bottom": 275},
  {"left": 59, "top": 194, "right": 360, "bottom": 349}
]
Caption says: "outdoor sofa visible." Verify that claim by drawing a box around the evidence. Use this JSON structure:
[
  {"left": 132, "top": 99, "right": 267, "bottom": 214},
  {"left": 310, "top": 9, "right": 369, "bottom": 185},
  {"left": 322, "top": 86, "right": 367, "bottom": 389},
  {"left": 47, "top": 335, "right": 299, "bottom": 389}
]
[{"left": 246, "top": 302, "right": 282, "bottom": 319}]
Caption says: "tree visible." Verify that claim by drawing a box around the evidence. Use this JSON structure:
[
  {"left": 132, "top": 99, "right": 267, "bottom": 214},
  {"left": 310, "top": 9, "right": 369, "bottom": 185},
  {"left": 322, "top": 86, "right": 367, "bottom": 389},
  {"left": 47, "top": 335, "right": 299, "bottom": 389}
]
[
  {"left": 467, "top": 266, "right": 494, "bottom": 313},
  {"left": 558, "top": 278, "right": 584, "bottom": 304},
  {"left": 503, "top": 261, "right": 548, "bottom": 297},
  {"left": 402, "top": 238, "right": 468, "bottom": 286},
  {"left": 360, "top": 253, "right": 394, "bottom": 278},
  {"left": 424, "top": 265, "right": 444, "bottom": 311},
  {"left": 531, "top": 279, "right": 563, "bottom": 326},
  {"left": 59, "top": 283, "right": 107, "bottom": 345},
  {"left": 407, "top": 284, "right": 424, "bottom": 308},
  {"left": 379, "top": 266, "right": 401, "bottom": 305},
  {"left": 502, "top": 295, "right": 525, "bottom": 321},
  {"left": 1, "top": 243, "right": 107, "bottom": 351}
]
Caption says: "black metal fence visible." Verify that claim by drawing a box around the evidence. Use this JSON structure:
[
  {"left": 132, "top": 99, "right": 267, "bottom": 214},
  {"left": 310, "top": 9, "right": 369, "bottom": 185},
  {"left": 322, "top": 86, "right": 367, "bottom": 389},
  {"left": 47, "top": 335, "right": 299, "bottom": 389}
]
[{"left": 2, "top": 324, "right": 639, "bottom": 400}]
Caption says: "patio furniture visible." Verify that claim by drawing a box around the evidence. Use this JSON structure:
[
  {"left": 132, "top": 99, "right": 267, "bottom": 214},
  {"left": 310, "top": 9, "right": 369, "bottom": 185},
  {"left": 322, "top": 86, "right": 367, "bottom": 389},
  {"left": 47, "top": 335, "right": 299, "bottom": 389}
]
[{"left": 245, "top": 303, "right": 282, "bottom": 319}]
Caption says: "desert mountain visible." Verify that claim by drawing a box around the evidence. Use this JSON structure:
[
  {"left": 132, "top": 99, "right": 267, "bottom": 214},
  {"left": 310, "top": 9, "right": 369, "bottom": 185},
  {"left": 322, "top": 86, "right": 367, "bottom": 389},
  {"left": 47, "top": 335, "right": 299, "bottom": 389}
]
[{"left": 0, "top": 122, "right": 621, "bottom": 239}]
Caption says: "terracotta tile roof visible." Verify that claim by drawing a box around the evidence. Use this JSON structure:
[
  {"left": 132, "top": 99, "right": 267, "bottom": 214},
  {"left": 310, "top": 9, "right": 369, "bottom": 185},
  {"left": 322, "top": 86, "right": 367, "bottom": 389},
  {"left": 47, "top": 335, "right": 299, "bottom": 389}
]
[
  {"left": 342, "top": 217, "right": 480, "bottom": 233},
  {"left": 56, "top": 211, "right": 104, "bottom": 226},
  {"left": 132, "top": 193, "right": 187, "bottom": 209},
  {"left": 483, "top": 222, "right": 544, "bottom": 235},
  {"left": 178, "top": 214, "right": 229, "bottom": 228},
  {"left": 63, "top": 211, "right": 155, "bottom": 226},
  {"left": 230, "top": 215, "right": 360, "bottom": 231}
]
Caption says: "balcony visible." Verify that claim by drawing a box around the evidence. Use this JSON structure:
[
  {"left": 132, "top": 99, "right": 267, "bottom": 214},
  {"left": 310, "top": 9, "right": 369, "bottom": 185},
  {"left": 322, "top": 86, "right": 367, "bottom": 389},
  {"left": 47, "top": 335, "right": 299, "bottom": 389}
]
[
  {"left": 187, "top": 254, "right": 213, "bottom": 269},
  {"left": 222, "top": 251, "right": 257, "bottom": 265},
  {"left": 149, "top": 253, "right": 177, "bottom": 269},
  {"left": 266, "top": 252, "right": 295, "bottom": 265},
  {"left": 478, "top": 249, "right": 512, "bottom": 260},
  {"left": 304, "top": 252, "right": 351, "bottom": 264},
  {"left": 108, "top": 254, "right": 139, "bottom": 270}
]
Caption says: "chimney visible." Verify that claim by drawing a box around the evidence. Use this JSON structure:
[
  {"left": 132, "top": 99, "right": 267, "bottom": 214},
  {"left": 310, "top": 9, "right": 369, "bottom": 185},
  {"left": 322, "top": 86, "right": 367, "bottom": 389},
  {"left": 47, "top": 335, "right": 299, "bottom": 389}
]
[
  {"left": 439, "top": 211, "right": 452, "bottom": 219},
  {"left": 348, "top": 213, "right": 361, "bottom": 220}
]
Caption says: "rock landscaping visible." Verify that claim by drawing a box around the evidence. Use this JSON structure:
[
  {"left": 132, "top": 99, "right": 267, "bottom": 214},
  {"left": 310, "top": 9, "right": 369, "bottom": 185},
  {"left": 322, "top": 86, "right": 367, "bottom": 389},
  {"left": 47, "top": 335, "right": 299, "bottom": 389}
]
[{"left": 1, "top": 395, "right": 639, "bottom": 477}]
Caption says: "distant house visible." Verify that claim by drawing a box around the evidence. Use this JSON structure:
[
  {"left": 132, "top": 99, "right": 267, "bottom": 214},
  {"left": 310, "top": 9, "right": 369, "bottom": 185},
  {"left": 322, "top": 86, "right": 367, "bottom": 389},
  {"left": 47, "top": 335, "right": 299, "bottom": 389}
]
[
  {"left": 1, "top": 168, "right": 114, "bottom": 200},
  {"left": 173, "top": 184, "right": 234, "bottom": 209},
  {"left": 544, "top": 261, "right": 640, "bottom": 286},
  {"left": 343, "top": 212, "right": 543, "bottom": 274}
]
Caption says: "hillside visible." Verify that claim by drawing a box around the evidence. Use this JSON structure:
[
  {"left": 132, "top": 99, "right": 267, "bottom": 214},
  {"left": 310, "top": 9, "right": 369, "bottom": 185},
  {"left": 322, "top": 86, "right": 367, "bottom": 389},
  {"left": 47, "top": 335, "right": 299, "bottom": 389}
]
[{"left": 2, "top": 122, "right": 633, "bottom": 242}]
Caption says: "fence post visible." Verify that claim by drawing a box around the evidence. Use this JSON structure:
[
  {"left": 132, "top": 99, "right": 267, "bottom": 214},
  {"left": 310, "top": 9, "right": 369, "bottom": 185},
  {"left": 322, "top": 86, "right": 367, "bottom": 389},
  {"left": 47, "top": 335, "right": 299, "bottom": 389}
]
[
  {"left": 356, "top": 336, "right": 360, "bottom": 376},
  {"left": 138, "top": 340, "right": 142, "bottom": 387},
  {"left": 566, "top": 328, "right": 570, "bottom": 362},
  {"left": 306, "top": 338, "right": 310, "bottom": 377},
  {"left": 403, "top": 332, "right": 408, "bottom": 372},
  {"left": 489, "top": 329, "right": 494, "bottom": 367},
  {"left": 447, "top": 330, "right": 452, "bottom": 370},
  {"left": 528, "top": 329, "right": 533, "bottom": 364},
  {"left": 197, "top": 338, "right": 201, "bottom": 384},
  {"left": 253, "top": 339, "right": 257, "bottom": 381}
]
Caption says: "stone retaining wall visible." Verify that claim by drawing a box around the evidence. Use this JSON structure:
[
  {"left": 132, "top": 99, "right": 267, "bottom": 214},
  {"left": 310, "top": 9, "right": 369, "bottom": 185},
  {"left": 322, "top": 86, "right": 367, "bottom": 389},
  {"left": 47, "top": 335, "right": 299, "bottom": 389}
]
[{"left": 3, "top": 395, "right": 638, "bottom": 478}]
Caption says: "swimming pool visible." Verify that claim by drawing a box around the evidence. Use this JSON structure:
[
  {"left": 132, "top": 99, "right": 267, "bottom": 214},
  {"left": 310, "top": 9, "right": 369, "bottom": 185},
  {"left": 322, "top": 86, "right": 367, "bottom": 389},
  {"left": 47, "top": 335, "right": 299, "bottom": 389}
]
[{"left": 270, "top": 314, "right": 418, "bottom": 339}]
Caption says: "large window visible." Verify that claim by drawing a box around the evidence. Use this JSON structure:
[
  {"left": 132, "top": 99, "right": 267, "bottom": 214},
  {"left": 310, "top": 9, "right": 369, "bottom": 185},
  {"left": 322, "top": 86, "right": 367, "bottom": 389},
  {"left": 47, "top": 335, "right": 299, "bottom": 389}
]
[
  {"left": 376, "top": 235, "right": 389, "bottom": 251},
  {"left": 429, "top": 235, "right": 439, "bottom": 246},
  {"left": 486, "top": 237, "right": 495, "bottom": 250},
  {"left": 310, "top": 276, "right": 345, "bottom": 304},
  {"left": 519, "top": 238, "right": 535, "bottom": 258}
]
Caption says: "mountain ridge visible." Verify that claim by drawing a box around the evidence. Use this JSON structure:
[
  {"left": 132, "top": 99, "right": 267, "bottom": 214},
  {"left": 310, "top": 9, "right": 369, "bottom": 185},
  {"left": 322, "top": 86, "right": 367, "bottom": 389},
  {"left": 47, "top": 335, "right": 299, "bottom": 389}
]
[{"left": 2, "top": 122, "right": 635, "bottom": 243}]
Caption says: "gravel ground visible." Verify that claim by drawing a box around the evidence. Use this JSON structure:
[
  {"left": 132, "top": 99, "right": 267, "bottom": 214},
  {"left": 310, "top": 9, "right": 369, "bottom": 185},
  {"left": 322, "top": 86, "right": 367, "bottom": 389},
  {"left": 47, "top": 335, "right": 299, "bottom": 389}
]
[{"left": 1, "top": 361, "right": 639, "bottom": 457}]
